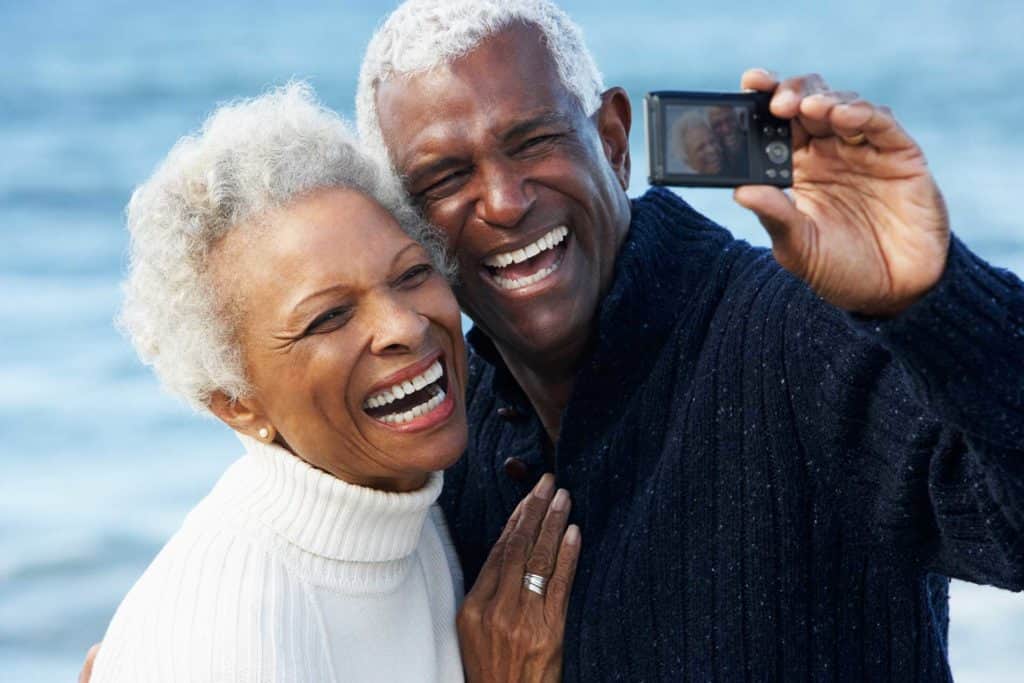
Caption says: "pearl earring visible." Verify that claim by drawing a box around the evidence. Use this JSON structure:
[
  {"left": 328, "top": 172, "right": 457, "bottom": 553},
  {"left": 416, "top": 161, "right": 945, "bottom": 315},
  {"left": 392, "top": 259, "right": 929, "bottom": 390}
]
[{"left": 258, "top": 427, "right": 270, "bottom": 440}]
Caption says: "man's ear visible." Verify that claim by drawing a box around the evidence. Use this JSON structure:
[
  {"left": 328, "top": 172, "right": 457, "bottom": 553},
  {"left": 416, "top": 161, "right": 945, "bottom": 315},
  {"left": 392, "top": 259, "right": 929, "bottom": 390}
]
[
  {"left": 208, "top": 390, "right": 271, "bottom": 441},
  {"left": 596, "top": 87, "right": 632, "bottom": 191}
]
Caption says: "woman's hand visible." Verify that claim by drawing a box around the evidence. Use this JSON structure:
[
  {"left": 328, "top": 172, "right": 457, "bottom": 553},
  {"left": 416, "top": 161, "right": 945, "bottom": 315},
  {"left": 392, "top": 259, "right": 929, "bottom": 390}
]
[
  {"left": 78, "top": 643, "right": 100, "bottom": 682},
  {"left": 734, "top": 69, "right": 951, "bottom": 318},
  {"left": 457, "top": 474, "right": 581, "bottom": 683}
]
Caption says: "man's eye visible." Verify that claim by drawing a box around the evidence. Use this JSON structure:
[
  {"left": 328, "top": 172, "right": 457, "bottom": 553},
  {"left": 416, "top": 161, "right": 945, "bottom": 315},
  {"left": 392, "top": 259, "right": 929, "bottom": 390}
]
[
  {"left": 398, "top": 264, "right": 434, "bottom": 287},
  {"left": 422, "top": 170, "right": 469, "bottom": 200},
  {"left": 518, "top": 134, "right": 558, "bottom": 154},
  {"left": 305, "top": 307, "right": 352, "bottom": 335}
]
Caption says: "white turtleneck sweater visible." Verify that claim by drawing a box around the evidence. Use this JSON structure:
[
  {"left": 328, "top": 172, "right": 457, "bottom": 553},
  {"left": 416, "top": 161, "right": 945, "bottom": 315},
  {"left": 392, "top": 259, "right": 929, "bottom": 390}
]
[{"left": 90, "top": 434, "right": 465, "bottom": 682}]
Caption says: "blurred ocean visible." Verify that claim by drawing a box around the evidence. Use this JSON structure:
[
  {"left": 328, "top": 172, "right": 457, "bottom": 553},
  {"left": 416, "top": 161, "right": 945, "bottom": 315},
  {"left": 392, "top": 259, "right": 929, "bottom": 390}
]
[{"left": 1, "top": 1, "right": 1022, "bottom": 680}]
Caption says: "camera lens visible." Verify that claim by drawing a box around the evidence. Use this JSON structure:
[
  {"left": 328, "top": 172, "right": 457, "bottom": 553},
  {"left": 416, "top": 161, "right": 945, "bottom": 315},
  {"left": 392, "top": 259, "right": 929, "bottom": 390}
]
[{"left": 765, "top": 141, "right": 790, "bottom": 165}]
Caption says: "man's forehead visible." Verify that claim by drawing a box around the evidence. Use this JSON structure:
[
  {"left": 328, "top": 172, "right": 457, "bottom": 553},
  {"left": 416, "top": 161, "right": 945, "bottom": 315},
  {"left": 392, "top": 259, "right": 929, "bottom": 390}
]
[{"left": 375, "top": 23, "right": 577, "bottom": 163}]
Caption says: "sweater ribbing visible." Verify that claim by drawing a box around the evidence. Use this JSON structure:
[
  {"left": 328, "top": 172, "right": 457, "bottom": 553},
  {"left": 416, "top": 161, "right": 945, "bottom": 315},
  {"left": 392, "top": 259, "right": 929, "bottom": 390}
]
[
  {"left": 92, "top": 435, "right": 464, "bottom": 682},
  {"left": 442, "top": 187, "right": 1024, "bottom": 682}
]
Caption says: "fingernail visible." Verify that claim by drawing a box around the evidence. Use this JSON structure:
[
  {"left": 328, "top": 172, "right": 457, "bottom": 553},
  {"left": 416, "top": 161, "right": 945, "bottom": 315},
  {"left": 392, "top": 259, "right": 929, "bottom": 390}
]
[
  {"left": 565, "top": 524, "right": 581, "bottom": 546},
  {"left": 753, "top": 67, "right": 777, "bottom": 80},
  {"left": 534, "top": 473, "right": 555, "bottom": 500},
  {"left": 551, "top": 488, "right": 570, "bottom": 512}
]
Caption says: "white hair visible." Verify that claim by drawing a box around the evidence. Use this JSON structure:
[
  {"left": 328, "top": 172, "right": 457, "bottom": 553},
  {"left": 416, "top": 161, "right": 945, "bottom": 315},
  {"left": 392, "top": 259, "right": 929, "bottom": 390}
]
[
  {"left": 356, "top": 0, "right": 605, "bottom": 165},
  {"left": 119, "top": 81, "right": 448, "bottom": 413}
]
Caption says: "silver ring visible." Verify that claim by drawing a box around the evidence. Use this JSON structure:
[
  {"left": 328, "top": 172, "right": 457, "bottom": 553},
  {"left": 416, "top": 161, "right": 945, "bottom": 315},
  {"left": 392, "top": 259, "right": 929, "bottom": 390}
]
[{"left": 522, "top": 572, "right": 547, "bottom": 596}]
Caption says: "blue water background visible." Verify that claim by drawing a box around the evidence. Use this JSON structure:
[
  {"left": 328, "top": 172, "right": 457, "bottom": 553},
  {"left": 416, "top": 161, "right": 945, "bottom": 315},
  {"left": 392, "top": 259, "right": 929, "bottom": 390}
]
[{"left": 2, "top": 1, "right": 1023, "bottom": 679}]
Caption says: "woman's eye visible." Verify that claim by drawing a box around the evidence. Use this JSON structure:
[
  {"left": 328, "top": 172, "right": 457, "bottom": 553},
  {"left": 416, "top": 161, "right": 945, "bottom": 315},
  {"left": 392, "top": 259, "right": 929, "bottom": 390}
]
[
  {"left": 305, "top": 307, "right": 351, "bottom": 335},
  {"left": 398, "top": 264, "right": 434, "bottom": 287}
]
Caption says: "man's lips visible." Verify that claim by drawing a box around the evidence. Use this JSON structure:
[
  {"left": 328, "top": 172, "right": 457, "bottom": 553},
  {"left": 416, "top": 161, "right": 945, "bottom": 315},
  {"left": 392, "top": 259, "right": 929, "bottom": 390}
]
[{"left": 479, "top": 226, "right": 570, "bottom": 292}]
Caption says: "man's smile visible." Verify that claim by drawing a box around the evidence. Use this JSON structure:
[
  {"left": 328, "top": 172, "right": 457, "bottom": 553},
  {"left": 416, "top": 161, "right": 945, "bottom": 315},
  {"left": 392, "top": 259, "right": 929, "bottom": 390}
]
[{"left": 480, "top": 225, "right": 570, "bottom": 292}]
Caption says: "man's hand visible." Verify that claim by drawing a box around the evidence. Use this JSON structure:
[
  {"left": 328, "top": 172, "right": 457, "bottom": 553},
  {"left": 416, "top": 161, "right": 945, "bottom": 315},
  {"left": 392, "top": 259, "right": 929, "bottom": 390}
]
[
  {"left": 735, "top": 68, "right": 951, "bottom": 318},
  {"left": 78, "top": 643, "right": 100, "bottom": 683}
]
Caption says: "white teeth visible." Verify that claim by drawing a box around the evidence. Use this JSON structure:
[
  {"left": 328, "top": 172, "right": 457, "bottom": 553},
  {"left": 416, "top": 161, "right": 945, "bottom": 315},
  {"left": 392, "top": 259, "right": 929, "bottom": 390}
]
[
  {"left": 491, "top": 260, "right": 562, "bottom": 290},
  {"left": 363, "top": 360, "right": 444, "bottom": 409},
  {"left": 482, "top": 226, "right": 568, "bottom": 268},
  {"left": 378, "top": 389, "right": 447, "bottom": 425}
]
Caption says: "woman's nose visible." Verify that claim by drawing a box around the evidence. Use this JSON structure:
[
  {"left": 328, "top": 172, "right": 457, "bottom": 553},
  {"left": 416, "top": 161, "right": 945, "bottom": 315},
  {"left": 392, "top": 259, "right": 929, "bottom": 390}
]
[{"left": 369, "top": 296, "right": 430, "bottom": 355}]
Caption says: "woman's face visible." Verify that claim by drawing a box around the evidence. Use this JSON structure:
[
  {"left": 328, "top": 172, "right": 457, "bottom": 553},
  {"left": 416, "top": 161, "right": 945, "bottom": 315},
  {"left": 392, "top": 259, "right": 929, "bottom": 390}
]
[{"left": 213, "top": 187, "right": 467, "bottom": 492}]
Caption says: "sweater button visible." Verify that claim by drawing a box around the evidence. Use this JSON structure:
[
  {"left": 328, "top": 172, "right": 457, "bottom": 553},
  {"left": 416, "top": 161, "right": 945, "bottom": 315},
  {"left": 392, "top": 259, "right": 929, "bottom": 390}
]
[
  {"left": 497, "top": 406, "right": 521, "bottom": 420},
  {"left": 503, "top": 456, "right": 529, "bottom": 482}
]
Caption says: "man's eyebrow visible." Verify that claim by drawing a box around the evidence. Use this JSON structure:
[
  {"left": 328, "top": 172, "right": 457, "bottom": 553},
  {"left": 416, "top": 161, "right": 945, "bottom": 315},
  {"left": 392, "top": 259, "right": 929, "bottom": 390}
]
[{"left": 499, "top": 111, "right": 573, "bottom": 144}]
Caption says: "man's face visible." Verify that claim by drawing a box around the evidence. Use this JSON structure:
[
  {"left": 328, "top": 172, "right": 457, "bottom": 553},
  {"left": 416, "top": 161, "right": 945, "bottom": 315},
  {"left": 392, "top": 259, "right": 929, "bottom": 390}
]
[
  {"left": 375, "top": 23, "right": 631, "bottom": 370},
  {"left": 708, "top": 106, "right": 741, "bottom": 156}
]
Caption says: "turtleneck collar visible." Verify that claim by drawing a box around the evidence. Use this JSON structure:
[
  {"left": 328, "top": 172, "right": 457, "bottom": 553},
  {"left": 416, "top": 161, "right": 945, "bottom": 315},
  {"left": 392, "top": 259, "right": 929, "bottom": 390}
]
[{"left": 212, "top": 433, "right": 443, "bottom": 565}]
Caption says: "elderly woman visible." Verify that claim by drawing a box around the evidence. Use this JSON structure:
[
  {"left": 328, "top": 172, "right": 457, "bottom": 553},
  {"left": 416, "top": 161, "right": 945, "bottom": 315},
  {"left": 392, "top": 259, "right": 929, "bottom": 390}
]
[
  {"left": 87, "top": 83, "right": 579, "bottom": 682},
  {"left": 671, "top": 111, "right": 724, "bottom": 175}
]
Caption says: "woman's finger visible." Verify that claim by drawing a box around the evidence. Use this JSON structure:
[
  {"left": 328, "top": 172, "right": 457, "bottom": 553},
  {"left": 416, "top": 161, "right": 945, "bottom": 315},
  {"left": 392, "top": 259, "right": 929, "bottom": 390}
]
[
  {"left": 495, "top": 474, "right": 555, "bottom": 602},
  {"left": 544, "top": 524, "right": 582, "bottom": 621},
  {"left": 522, "top": 488, "right": 572, "bottom": 594},
  {"left": 468, "top": 489, "right": 530, "bottom": 599}
]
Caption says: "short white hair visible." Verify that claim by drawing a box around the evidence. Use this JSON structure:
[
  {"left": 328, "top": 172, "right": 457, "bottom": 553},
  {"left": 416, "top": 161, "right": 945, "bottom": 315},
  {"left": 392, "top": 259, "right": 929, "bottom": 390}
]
[
  {"left": 356, "top": 0, "right": 605, "bottom": 165},
  {"left": 119, "top": 81, "right": 447, "bottom": 413}
]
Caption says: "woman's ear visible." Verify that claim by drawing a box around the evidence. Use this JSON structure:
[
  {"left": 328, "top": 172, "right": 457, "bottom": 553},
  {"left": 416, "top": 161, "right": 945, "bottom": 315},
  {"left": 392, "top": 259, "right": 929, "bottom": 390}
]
[
  {"left": 596, "top": 87, "right": 632, "bottom": 191},
  {"left": 208, "top": 391, "right": 274, "bottom": 441}
]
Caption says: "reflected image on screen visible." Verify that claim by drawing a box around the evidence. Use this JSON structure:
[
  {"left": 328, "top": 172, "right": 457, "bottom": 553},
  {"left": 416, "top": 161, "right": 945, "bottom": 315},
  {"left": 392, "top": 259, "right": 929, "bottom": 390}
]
[{"left": 666, "top": 104, "right": 749, "bottom": 177}]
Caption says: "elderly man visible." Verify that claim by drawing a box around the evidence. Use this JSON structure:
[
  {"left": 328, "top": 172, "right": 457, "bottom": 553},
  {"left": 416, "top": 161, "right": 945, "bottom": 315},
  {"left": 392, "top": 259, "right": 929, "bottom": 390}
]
[
  {"left": 79, "top": 1, "right": 1024, "bottom": 681},
  {"left": 357, "top": 1, "right": 1024, "bottom": 680},
  {"left": 708, "top": 104, "right": 748, "bottom": 176}
]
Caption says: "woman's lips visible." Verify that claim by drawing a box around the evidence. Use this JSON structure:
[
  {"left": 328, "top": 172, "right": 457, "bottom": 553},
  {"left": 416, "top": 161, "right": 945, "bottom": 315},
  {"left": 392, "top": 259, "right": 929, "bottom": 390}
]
[{"left": 363, "top": 357, "right": 454, "bottom": 432}]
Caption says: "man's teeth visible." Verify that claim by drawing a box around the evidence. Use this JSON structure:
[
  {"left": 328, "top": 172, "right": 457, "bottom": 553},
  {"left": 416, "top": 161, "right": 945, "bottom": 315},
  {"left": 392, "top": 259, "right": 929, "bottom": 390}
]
[
  {"left": 492, "top": 262, "right": 561, "bottom": 290},
  {"left": 364, "top": 360, "right": 442, "bottom": 409},
  {"left": 482, "top": 226, "right": 568, "bottom": 268},
  {"left": 378, "top": 389, "right": 447, "bottom": 425}
]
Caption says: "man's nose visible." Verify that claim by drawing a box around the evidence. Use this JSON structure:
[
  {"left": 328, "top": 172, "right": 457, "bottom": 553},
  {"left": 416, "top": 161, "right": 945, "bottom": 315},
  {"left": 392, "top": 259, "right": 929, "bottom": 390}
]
[
  {"left": 369, "top": 294, "right": 430, "bottom": 355},
  {"left": 474, "top": 161, "right": 534, "bottom": 229}
]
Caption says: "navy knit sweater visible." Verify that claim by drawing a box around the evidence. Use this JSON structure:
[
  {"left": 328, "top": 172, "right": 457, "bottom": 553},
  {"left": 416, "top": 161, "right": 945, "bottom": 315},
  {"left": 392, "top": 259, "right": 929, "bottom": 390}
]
[{"left": 440, "top": 188, "right": 1024, "bottom": 681}]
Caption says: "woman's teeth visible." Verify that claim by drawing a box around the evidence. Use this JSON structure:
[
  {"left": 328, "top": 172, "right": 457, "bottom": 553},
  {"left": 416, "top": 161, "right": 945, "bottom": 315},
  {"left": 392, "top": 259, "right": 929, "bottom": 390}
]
[
  {"left": 363, "top": 360, "right": 448, "bottom": 425},
  {"left": 378, "top": 389, "right": 447, "bottom": 425},
  {"left": 364, "top": 360, "right": 442, "bottom": 408}
]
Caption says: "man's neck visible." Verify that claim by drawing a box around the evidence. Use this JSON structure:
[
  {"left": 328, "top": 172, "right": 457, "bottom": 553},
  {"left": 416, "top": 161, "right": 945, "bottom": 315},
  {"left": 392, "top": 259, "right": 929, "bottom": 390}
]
[{"left": 494, "top": 338, "right": 589, "bottom": 448}]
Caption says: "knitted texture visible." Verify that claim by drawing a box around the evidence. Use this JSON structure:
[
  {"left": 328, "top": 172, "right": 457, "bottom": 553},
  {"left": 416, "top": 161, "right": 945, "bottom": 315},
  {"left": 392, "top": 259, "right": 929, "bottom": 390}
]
[
  {"left": 92, "top": 435, "right": 464, "bottom": 682},
  {"left": 441, "top": 187, "right": 1024, "bottom": 682}
]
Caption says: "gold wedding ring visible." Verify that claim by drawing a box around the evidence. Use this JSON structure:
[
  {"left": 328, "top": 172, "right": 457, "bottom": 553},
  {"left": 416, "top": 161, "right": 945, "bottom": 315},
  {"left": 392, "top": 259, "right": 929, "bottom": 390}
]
[{"left": 841, "top": 132, "right": 867, "bottom": 145}]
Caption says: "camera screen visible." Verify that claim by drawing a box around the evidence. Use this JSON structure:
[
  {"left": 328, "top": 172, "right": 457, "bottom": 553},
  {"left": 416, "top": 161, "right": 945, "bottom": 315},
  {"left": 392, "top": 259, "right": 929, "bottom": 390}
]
[{"left": 664, "top": 104, "right": 750, "bottom": 177}]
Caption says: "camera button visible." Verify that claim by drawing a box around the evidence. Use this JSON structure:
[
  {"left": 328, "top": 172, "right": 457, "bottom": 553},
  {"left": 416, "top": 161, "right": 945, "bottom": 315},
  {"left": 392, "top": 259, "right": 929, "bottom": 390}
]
[
  {"left": 777, "top": 126, "right": 789, "bottom": 137},
  {"left": 762, "top": 125, "right": 775, "bottom": 138},
  {"left": 780, "top": 168, "right": 791, "bottom": 179},
  {"left": 765, "top": 168, "right": 778, "bottom": 179},
  {"left": 765, "top": 141, "right": 790, "bottom": 165}
]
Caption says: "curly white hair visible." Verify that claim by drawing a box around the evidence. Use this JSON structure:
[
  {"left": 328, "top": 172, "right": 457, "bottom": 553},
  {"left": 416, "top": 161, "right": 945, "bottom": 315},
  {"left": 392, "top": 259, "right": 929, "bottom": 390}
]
[
  {"left": 356, "top": 0, "right": 605, "bottom": 166},
  {"left": 119, "top": 81, "right": 448, "bottom": 413}
]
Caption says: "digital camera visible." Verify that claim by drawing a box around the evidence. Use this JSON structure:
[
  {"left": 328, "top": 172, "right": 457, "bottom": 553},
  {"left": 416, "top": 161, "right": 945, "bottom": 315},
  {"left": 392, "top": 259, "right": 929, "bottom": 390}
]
[{"left": 645, "top": 91, "right": 793, "bottom": 188}]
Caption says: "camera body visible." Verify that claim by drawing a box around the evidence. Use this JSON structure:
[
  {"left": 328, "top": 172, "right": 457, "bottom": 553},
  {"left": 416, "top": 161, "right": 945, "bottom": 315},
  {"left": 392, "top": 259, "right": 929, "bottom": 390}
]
[{"left": 645, "top": 91, "right": 793, "bottom": 188}]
